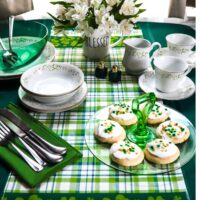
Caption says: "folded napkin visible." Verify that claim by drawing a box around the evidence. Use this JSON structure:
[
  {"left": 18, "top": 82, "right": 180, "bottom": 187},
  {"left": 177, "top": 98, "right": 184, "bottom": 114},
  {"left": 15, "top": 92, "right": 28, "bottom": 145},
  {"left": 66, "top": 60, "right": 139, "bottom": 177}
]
[{"left": 0, "top": 103, "right": 82, "bottom": 187}]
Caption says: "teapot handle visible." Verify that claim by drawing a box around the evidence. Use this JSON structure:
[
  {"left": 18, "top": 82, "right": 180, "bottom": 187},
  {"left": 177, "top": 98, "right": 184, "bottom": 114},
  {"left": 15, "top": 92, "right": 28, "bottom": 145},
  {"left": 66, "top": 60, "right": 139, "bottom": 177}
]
[
  {"left": 110, "top": 35, "right": 123, "bottom": 48},
  {"left": 150, "top": 42, "right": 162, "bottom": 62}
]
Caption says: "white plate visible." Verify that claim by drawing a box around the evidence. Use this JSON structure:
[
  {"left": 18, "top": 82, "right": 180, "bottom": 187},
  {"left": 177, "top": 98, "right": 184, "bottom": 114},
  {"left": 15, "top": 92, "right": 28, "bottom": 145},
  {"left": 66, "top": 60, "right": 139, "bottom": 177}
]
[
  {"left": 153, "top": 47, "right": 196, "bottom": 68},
  {"left": 18, "top": 82, "right": 88, "bottom": 113},
  {"left": 0, "top": 42, "right": 55, "bottom": 80},
  {"left": 139, "top": 70, "right": 195, "bottom": 100}
]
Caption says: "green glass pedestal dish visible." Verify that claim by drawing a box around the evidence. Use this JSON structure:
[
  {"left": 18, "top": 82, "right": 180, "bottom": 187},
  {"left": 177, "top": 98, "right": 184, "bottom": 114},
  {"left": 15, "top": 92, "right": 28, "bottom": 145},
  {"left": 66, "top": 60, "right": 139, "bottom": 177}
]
[{"left": 126, "top": 93, "right": 156, "bottom": 149}]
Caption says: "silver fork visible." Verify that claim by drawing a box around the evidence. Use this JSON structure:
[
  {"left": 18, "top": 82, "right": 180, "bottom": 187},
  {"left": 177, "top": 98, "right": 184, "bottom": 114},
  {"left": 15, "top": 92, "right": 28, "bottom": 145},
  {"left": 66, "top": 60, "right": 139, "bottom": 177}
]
[
  {"left": 0, "top": 16, "right": 19, "bottom": 67},
  {"left": 0, "top": 37, "right": 18, "bottom": 67},
  {"left": 0, "top": 122, "right": 44, "bottom": 172}
]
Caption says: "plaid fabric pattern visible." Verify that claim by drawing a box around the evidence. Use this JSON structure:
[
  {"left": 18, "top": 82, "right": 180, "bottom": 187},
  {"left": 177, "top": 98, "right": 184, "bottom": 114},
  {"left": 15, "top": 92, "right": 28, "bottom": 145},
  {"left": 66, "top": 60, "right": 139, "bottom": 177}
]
[
  {"left": 50, "top": 28, "right": 143, "bottom": 48},
  {"left": 3, "top": 47, "right": 188, "bottom": 195}
]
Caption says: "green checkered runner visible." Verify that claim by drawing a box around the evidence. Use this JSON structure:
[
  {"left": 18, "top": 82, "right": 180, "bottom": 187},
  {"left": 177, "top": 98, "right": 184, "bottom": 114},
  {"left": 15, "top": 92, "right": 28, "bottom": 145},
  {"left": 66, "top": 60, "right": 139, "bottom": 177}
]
[{"left": 2, "top": 30, "right": 189, "bottom": 200}]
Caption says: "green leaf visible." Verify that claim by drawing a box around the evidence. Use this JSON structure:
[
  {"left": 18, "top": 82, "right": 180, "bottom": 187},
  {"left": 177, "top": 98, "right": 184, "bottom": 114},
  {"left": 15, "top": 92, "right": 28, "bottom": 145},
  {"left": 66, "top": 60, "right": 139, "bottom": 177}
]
[
  {"left": 135, "top": 3, "right": 143, "bottom": 8},
  {"left": 48, "top": 12, "right": 65, "bottom": 24},
  {"left": 50, "top": 1, "right": 73, "bottom": 8}
]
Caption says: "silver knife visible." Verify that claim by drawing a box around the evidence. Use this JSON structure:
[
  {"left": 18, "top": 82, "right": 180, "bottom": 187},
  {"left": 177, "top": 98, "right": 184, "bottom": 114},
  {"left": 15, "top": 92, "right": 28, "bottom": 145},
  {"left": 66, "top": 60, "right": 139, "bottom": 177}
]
[
  {"left": 0, "top": 109, "right": 66, "bottom": 155},
  {"left": 0, "top": 116, "right": 63, "bottom": 164}
]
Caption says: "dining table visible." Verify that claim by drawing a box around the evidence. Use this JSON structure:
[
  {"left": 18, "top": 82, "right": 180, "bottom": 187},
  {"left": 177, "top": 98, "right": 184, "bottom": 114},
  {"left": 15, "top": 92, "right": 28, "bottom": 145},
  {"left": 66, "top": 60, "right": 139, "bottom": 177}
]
[{"left": 0, "top": 19, "right": 195, "bottom": 200}]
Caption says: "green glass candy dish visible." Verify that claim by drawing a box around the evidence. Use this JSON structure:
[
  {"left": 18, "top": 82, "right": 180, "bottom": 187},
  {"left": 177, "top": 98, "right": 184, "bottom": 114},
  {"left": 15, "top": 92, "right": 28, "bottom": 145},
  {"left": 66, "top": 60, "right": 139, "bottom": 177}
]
[
  {"left": 0, "top": 21, "right": 48, "bottom": 70},
  {"left": 126, "top": 92, "right": 156, "bottom": 149}
]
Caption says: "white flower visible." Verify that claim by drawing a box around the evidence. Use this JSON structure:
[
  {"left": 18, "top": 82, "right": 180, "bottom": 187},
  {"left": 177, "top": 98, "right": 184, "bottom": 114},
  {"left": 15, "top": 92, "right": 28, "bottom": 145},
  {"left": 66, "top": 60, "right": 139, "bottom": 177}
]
[
  {"left": 119, "top": 0, "right": 136, "bottom": 16},
  {"left": 76, "top": 21, "right": 94, "bottom": 37},
  {"left": 95, "top": 25, "right": 107, "bottom": 36},
  {"left": 56, "top": 6, "right": 66, "bottom": 20},
  {"left": 106, "top": 0, "right": 118, "bottom": 6},
  {"left": 101, "top": 14, "right": 118, "bottom": 33},
  {"left": 94, "top": 5, "right": 107, "bottom": 24},
  {"left": 64, "top": 9, "right": 76, "bottom": 22},
  {"left": 71, "top": 4, "right": 89, "bottom": 21},
  {"left": 119, "top": 20, "right": 133, "bottom": 35},
  {"left": 91, "top": 0, "right": 103, "bottom": 8}
]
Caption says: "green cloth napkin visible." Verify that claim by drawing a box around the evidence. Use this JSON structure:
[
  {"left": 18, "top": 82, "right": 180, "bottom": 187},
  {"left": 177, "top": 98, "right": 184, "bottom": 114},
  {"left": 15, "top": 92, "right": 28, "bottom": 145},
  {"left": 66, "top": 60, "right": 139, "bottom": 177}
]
[{"left": 0, "top": 103, "right": 82, "bottom": 187}]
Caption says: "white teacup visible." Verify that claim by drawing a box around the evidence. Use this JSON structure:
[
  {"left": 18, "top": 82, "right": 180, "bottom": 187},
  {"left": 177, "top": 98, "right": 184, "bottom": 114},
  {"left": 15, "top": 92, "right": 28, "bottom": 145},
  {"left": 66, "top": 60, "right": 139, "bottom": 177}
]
[
  {"left": 153, "top": 56, "right": 192, "bottom": 93},
  {"left": 122, "top": 38, "right": 161, "bottom": 75},
  {"left": 166, "top": 33, "right": 195, "bottom": 57}
]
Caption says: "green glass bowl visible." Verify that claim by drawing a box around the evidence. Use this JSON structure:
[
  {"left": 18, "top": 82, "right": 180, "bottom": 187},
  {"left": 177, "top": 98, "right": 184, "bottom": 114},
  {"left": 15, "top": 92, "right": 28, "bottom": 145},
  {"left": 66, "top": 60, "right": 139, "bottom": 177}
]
[{"left": 0, "top": 21, "right": 48, "bottom": 70}]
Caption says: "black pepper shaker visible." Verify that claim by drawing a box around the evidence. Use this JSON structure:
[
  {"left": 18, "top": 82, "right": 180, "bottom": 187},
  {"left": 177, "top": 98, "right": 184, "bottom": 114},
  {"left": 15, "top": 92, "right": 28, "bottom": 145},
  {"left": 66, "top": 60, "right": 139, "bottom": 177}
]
[
  {"left": 95, "top": 61, "right": 107, "bottom": 79},
  {"left": 109, "top": 65, "right": 121, "bottom": 83}
]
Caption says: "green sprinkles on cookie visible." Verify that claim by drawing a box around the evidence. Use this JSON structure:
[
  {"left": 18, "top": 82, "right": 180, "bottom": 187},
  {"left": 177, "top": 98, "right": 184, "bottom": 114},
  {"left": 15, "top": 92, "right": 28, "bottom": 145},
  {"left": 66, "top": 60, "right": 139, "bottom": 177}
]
[
  {"left": 150, "top": 145, "right": 154, "bottom": 151},
  {"left": 180, "top": 127, "right": 185, "bottom": 132}
]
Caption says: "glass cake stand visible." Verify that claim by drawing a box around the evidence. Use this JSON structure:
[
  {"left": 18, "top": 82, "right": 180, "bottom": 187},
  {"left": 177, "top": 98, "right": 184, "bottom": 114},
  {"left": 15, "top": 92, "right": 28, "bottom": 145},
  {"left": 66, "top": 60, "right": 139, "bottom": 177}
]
[{"left": 85, "top": 103, "right": 196, "bottom": 175}]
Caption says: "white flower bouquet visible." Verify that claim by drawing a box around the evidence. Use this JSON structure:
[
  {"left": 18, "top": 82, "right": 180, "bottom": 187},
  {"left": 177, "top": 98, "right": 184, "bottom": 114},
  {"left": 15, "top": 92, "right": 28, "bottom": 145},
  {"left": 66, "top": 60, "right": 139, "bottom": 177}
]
[{"left": 49, "top": 0, "right": 145, "bottom": 37}]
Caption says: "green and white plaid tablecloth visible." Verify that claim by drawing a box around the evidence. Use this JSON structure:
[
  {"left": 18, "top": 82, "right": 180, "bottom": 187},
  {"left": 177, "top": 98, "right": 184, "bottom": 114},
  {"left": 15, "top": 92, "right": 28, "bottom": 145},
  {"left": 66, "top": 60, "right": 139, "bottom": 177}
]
[{"left": 2, "top": 29, "right": 189, "bottom": 200}]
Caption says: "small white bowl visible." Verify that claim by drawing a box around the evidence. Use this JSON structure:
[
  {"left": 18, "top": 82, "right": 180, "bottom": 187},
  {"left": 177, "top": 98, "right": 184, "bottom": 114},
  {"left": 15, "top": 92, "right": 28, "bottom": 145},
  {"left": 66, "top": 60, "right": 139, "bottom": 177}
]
[
  {"left": 20, "top": 62, "right": 84, "bottom": 99},
  {"left": 26, "top": 82, "right": 84, "bottom": 105}
]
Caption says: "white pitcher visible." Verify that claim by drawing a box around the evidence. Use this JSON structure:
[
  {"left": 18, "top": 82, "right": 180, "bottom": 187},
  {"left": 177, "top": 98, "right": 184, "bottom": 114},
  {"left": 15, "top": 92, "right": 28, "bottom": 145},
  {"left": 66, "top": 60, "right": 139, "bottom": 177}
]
[{"left": 122, "top": 38, "right": 161, "bottom": 75}]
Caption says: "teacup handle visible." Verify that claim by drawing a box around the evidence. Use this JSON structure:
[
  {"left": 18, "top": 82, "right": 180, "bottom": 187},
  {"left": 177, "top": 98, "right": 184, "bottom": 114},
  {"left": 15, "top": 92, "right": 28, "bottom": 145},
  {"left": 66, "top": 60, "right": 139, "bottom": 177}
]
[
  {"left": 183, "top": 64, "right": 193, "bottom": 76},
  {"left": 150, "top": 42, "right": 162, "bottom": 62},
  {"left": 187, "top": 51, "right": 196, "bottom": 68},
  {"left": 110, "top": 36, "right": 123, "bottom": 48}
]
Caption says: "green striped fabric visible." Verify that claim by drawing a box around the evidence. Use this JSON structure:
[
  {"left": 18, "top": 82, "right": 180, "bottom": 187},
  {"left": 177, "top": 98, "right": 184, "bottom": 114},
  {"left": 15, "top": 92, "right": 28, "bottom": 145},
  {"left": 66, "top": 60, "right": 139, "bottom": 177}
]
[{"left": 2, "top": 29, "right": 189, "bottom": 200}]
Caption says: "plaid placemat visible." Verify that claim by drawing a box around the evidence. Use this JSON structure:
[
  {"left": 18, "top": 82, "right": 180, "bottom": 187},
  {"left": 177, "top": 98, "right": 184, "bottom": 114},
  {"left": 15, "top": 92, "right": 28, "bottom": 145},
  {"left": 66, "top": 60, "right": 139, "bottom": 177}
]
[
  {"left": 50, "top": 28, "right": 143, "bottom": 48},
  {"left": 2, "top": 47, "right": 189, "bottom": 200}
]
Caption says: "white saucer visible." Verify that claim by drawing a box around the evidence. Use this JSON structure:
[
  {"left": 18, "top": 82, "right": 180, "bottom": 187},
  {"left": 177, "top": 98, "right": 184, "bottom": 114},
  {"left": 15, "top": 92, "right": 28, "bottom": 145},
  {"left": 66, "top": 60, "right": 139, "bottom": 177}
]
[
  {"left": 153, "top": 47, "right": 195, "bottom": 68},
  {"left": 18, "top": 82, "right": 88, "bottom": 113},
  {"left": 0, "top": 42, "right": 55, "bottom": 80},
  {"left": 139, "top": 70, "right": 195, "bottom": 100}
]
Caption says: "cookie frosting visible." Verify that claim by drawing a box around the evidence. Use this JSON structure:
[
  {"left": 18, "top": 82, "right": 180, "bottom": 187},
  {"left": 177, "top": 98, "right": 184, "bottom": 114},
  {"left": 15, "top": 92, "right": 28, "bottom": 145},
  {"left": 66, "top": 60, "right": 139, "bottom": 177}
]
[
  {"left": 109, "top": 103, "right": 136, "bottom": 121},
  {"left": 110, "top": 141, "right": 142, "bottom": 159},
  {"left": 148, "top": 103, "right": 168, "bottom": 120},
  {"left": 146, "top": 139, "right": 178, "bottom": 158},
  {"left": 96, "top": 120, "right": 123, "bottom": 139},
  {"left": 157, "top": 120, "right": 188, "bottom": 140}
]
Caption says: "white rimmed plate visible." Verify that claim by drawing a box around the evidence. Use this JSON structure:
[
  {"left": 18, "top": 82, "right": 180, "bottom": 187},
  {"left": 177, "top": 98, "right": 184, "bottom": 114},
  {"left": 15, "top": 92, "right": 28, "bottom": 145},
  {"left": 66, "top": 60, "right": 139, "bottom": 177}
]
[
  {"left": 139, "top": 70, "right": 195, "bottom": 100},
  {"left": 0, "top": 42, "right": 55, "bottom": 80},
  {"left": 18, "top": 82, "right": 88, "bottom": 113}
]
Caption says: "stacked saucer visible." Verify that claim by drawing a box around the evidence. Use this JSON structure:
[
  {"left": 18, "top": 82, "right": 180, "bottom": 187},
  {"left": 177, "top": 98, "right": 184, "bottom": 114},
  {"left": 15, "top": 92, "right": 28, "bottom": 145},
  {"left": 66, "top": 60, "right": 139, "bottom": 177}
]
[{"left": 19, "top": 62, "right": 87, "bottom": 113}]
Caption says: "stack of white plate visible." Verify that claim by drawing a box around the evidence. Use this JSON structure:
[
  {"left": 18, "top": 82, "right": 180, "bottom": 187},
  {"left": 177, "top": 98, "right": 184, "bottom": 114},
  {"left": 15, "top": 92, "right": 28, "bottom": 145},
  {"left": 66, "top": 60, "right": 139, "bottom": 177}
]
[{"left": 19, "top": 62, "right": 87, "bottom": 113}]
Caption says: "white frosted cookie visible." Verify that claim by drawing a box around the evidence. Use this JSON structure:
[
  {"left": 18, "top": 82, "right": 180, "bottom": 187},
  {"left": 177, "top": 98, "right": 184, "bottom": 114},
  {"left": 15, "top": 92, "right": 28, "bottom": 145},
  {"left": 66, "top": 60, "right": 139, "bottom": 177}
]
[
  {"left": 147, "top": 103, "right": 169, "bottom": 125},
  {"left": 156, "top": 120, "right": 190, "bottom": 144},
  {"left": 110, "top": 141, "right": 144, "bottom": 167},
  {"left": 144, "top": 139, "right": 180, "bottom": 164},
  {"left": 94, "top": 120, "right": 126, "bottom": 144},
  {"left": 140, "top": 102, "right": 169, "bottom": 125},
  {"left": 109, "top": 103, "right": 137, "bottom": 126}
]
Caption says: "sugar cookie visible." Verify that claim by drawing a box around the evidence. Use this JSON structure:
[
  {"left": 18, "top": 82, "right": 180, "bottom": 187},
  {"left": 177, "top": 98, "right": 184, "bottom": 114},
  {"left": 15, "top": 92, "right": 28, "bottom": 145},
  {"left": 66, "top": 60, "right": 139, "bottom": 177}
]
[
  {"left": 156, "top": 120, "right": 190, "bottom": 144},
  {"left": 147, "top": 103, "right": 169, "bottom": 125},
  {"left": 110, "top": 141, "right": 144, "bottom": 167},
  {"left": 94, "top": 120, "right": 126, "bottom": 144},
  {"left": 144, "top": 139, "right": 180, "bottom": 164},
  {"left": 109, "top": 103, "right": 137, "bottom": 126}
]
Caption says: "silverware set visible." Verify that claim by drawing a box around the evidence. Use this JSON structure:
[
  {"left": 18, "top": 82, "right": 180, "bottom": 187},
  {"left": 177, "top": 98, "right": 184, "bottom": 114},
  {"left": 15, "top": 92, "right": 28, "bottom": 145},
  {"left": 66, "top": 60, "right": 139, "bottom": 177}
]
[
  {"left": 0, "top": 109, "right": 67, "bottom": 172},
  {"left": 0, "top": 16, "right": 19, "bottom": 67}
]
